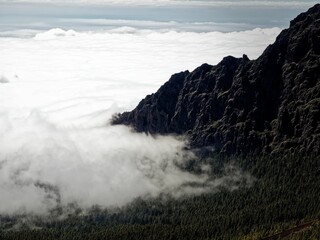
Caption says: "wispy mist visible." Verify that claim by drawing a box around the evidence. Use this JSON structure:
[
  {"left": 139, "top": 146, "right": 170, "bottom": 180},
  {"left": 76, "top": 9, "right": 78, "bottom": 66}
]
[
  {"left": 0, "top": 111, "right": 253, "bottom": 215},
  {"left": 0, "top": 111, "right": 198, "bottom": 214}
]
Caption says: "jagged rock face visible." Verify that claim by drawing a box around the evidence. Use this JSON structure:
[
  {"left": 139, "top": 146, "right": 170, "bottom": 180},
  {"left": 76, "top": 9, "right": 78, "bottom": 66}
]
[{"left": 112, "top": 4, "right": 320, "bottom": 156}]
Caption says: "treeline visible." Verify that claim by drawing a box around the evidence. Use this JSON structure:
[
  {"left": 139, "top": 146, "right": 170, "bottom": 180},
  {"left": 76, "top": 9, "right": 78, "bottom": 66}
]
[{"left": 0, "top": 153, "right": 319, "bottom": 239}]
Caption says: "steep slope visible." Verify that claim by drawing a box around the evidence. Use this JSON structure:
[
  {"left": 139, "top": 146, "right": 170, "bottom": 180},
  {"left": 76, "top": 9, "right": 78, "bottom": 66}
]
[{"left": 112, "top": 4, "right": 320, "bottom": 156}]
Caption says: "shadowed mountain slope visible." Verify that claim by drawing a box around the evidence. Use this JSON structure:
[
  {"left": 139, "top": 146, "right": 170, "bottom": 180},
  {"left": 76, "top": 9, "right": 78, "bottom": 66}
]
[{"left": 113, "top": 4, "right": 320, "bottom": 156}]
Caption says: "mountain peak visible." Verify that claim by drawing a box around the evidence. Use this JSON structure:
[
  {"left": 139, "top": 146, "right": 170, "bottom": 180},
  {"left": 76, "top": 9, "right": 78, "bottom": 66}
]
[{"left": 290, "top": 3, "right": 320, "bottom": 27}]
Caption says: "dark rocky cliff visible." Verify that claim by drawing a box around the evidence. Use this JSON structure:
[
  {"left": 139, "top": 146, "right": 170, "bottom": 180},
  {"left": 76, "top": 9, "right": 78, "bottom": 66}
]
[{"left": 112, "top": 4, "right": 320, "bottom": 156}]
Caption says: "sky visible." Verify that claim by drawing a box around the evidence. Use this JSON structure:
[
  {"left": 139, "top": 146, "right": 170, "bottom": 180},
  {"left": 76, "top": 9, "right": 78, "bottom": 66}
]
[
  {"left": 0, "top": 0, "right": 318, "bottom": 7},
  {"left": 0, "top": 1, "right": 317, "bottom": 215},
  {"left": 0, "top": 0, "right": 318, "bottom": 32}
]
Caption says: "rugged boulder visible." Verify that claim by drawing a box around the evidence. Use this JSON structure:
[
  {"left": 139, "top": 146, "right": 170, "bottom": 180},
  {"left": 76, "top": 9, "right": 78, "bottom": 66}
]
[{"left": 112, "top": 4, "right": 320, "bottom": 156}]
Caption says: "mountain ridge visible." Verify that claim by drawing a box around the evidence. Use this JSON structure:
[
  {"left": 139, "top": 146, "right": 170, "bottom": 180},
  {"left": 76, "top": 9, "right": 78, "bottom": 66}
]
[{"left": 112, "top": 4, "right": 320, "bottom": 156}]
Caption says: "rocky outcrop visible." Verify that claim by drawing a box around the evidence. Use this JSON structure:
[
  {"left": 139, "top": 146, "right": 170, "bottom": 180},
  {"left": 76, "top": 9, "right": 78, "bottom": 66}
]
[{"left": 112, "top": 4, "right": 320, "bottom": 156}]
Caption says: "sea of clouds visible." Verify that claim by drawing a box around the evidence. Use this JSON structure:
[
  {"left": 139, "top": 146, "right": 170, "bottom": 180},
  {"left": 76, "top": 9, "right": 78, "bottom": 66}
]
[{"left": 0, "top": 26, "right": 280, "bottom": 215}]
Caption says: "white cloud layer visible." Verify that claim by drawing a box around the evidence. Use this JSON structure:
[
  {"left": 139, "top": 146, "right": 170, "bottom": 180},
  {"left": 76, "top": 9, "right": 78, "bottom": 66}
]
[{"left": 0, "top": 27, "right": 276, "bottom": 215}]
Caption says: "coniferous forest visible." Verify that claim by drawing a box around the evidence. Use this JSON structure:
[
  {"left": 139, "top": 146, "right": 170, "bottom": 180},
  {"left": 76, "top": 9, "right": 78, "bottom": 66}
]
[{"left": 1, "top": 154, "right": 320, "bottom": 239}]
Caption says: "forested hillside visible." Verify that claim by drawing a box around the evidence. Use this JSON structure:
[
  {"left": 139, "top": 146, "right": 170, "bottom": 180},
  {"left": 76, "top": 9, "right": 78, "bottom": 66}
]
[{"left": 1, "top": 153, "right": 319, "bottom": 239}]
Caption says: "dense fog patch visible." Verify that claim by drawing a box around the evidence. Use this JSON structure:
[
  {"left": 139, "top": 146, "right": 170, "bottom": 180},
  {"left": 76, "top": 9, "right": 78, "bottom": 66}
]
[{"left": 0, "top": 112, "right": 253, "bottom": 215}]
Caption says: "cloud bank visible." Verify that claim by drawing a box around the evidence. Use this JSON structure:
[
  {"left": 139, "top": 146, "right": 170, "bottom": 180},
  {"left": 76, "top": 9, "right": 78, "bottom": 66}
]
[{"left": 0, "top": 27, "right": 274, "bottom": 215}]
